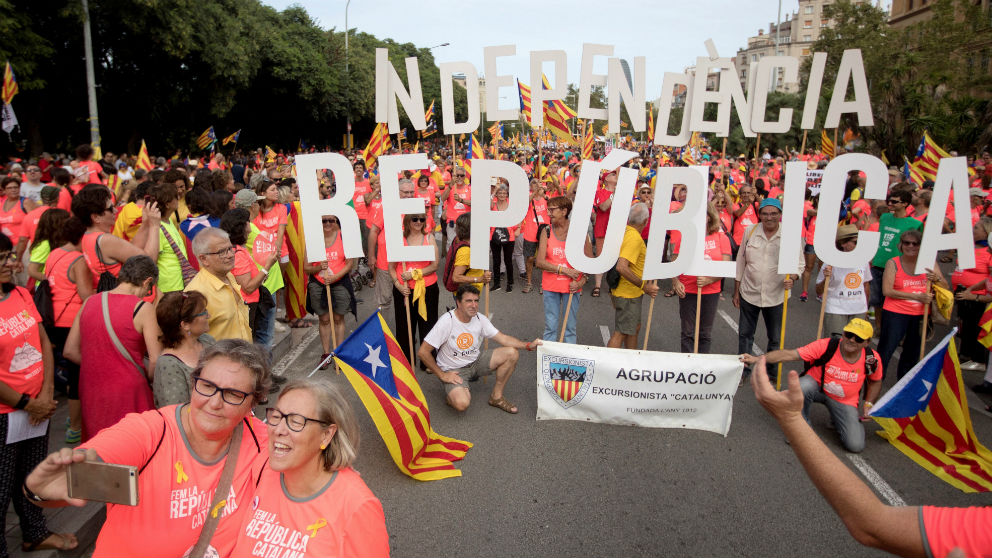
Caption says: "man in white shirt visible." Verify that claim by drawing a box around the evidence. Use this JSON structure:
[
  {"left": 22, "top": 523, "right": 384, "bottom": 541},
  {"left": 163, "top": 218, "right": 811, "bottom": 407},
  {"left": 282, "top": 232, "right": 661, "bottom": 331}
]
[{"left": 418, "top": 284, "right": 542, "bottom": 414}]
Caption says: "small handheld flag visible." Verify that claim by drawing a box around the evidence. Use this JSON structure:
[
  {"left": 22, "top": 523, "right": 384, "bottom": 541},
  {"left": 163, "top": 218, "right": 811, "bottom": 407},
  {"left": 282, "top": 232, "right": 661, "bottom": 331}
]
[{"left": 196, "top": 126, "right": 216, "bottom": 150}]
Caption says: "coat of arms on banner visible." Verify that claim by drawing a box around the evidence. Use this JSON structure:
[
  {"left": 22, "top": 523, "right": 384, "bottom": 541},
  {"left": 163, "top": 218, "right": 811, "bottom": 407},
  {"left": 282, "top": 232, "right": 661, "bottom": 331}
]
[{"left": 542, "top": 354, "right": 594, "bottom": 407}]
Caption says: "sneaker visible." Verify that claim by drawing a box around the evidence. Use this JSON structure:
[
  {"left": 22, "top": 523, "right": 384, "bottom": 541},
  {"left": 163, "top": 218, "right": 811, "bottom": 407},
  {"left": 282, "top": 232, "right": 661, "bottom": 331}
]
[
  {"left": 519, "top": 272, "right": 527, "bottom": 279},
  {"left": 65, "top": 428, "right": 81, "bottom": 445},
  {"left": 799, "top": 291, "right": 808, "bottom": 302},
  {"left": 816, "top": 295, "right": 822, "bottom": 303},
  {"left": 506, "top": 284, "right": 513, "bottom": 293},
  {"left": 490, "top": 285, "right": 502, "bottom": 293},
  {"left": 319, "top": 354, "right": 331, "bottom": 371}
]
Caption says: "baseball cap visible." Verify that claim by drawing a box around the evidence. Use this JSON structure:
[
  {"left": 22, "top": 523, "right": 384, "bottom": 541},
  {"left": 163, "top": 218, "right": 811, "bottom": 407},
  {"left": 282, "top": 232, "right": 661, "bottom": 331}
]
[
  {"left": 836, "top": 224, "right": 859, "bottom": 242},
  {"left": 234, "top": 188, "right": 264, "bottom": 209},
  {"left": 843, "top": 318, "right": 873, "bottom": 341}
]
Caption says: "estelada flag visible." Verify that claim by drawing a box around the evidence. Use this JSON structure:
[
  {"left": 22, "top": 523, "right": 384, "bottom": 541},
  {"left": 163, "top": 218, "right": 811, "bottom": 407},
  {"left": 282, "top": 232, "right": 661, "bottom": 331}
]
[
  {"left": 517, "top": 79, "right": 532, "bottom": 122},
  {"left": 334, "top": 311, "right": 472, "bottom": 481},
  {"left": 135, "top": 140, "right": 153, "bottom": 171},
  {"left": 820, "top": 130, "right": 834, "bottom": 159},
  {"left": 582, "top": 124, "right": 594, "bottom": 160},
  {"left": 869, "top": 329, "right": 992, "bottom": 492},
  {"left": 2, "top": 62, "right": 18, "bottom": 105},
  {"left": 196, "top": 126, "right": 215, "bottom": 150},
  {"left": 647, "top": 106, "right": 655, "bottom": 144},
  {"left": 912, "top": 131, "right": 952, "bottom": 183},
  {"left": 222, "top": 129, "right": 241, "bottom": 146}
]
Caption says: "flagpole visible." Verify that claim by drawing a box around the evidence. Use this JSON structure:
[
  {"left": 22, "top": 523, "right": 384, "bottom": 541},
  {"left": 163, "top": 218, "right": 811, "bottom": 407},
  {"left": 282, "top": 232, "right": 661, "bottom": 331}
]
[
  {"left": 642, "top": 282, "right": 657, "bottom": 351},
  {"left": 693, "top": 289, "right": 702, "bottom": 353},
  {"left": 816, "top": 270, "right": 830, "bottom": 339},
  {"left": 920, "top": 281, "right": 931, "bottom": 360},
  {"left": 483, "top": 282, "right": 490, "bottom": 352},
  {"left": 558, "top": 292, "right": 574, "bottom": 343},
  {"left": 754, "top": 133, "right": 761, "bottom": 163},
  {"left": 800, "top": 130, "right": 807, "bottom": 156},
  {"left": 776, "top": 282, "right": 790, "bottom": 390},
  {"left": 833, "top": 128, "right": 839, "bottom": 157},
  {"left": 721, "top": 137, "right": 727, "bottom": 162}
]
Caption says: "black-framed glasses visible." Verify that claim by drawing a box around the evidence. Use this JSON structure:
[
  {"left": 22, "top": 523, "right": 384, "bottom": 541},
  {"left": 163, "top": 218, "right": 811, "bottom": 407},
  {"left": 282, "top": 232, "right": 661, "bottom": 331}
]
[
  {"left": 322, "top": 218, "right": 338, "bottom": 225},
  {"left": 264, "top": 408, "right": 331, "bottom": 432},
  {"left": 843, "top": 331, "right": 866, "bottom": 343},
  {"left": 203, "top": 245, "right": 235, "bottom": 257},
  {"left": 192, "top": 376, "right": 251, "bottom": 405},
  {"left": 410, "top": 216, "right": 426, "bottom": 223},
  {"left": 901, "top": 241, "right": 920, "bottom": 247}
]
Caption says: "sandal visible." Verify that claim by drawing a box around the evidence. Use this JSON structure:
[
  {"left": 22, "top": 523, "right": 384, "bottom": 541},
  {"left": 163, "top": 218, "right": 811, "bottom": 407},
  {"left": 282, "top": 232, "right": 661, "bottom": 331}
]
[
  {"left": 22, "top": 533, "right": 78, "bottom": 552},
  {"left": 488, "top": 396, "right": 518, "bottom": 414},
  {"left": 521, "top": 283, "right": 532, "bottom": 294},
  {"left": 591, "top": 287, "right": 601, "bottom": 297},
  {"left": 664, "top": 289, "right": 675, "bottom": 297}
]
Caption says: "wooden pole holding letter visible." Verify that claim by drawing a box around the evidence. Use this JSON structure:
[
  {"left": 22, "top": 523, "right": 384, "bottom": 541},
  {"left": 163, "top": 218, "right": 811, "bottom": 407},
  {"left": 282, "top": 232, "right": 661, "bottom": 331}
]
[
  {"left": 920, "top": 280, "right": 932, "bottom": 360},
  {"left": 776, "top": 280, "right": 790, "bottom": 390},
  {"left": 642, "top": 281, "right": 656, "bottom": 351},
  {"left": 693, "top": 289, "right": 702, "bottom": 354},
  {"left": 799, "top": 130, "right": 808, "bottom": 156},
  {"left": 324, "top": 280, "right": 339, "bottom": 374},
  {"left": 816, "top": 269, "right": 830, "bottom": 339},
  {"left": 558, "top": 292, "right": 574, "bottom": 343}
]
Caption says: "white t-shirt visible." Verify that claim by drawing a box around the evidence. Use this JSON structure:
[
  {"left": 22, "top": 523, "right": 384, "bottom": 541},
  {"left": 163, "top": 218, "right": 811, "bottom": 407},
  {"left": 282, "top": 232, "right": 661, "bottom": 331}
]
[
  {"left": 424, "top": 310, "right": 499, "bottom": 371},
  {"left": 816, "top": 263, "right": 871, "bottom": 315},
  {"left": 20, "top": 182, "right": 42, "bottom": 202}
]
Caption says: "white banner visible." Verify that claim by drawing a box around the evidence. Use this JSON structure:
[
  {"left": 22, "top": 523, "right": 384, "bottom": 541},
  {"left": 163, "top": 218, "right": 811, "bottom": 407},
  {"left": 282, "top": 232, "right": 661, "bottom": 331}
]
[
  {"left": 536, "top": 341, "right": 744, "bottom": 436},
  {"left": 1, "top": 103, "right": 17, "bottom": 134},
  {"left": 805, "top": 169, "right": 824, "bottom": 197}
]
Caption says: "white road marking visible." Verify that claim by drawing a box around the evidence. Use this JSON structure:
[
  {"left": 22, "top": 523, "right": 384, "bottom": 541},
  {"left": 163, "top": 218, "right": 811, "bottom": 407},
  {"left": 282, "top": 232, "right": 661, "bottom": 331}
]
[
  {"left": 846, "top": 455, "right": 906, "bottom": 506},
  {"left": 599, "top": 325, "right": 610, "bottom": 346},
  {"left": 717, "top": 309, "right": 761, "bottom": 355},
  {"left": 273, "top": 327, "right": 318, "bottom": 378}
]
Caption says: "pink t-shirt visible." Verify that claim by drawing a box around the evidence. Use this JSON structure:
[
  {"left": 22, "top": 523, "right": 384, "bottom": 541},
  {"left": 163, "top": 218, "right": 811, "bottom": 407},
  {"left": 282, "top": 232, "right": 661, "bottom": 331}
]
[
  {"left": 796, "top": 338, "right": 882, "bottom": 407},
  {"left": 676, "top": 232, "right": 731, "bottom": 295},
  {"left": 921, "top": 505, "right": 992, "bottom": 558},
  {"left": 592, "top": 188, "right": 614, "bottom": 238},
  {"left": 232, "top": 245, "right": 261, "bottom": 303},
  {"left": 0, "top": 288, "right": 44, "bottom": 413}
]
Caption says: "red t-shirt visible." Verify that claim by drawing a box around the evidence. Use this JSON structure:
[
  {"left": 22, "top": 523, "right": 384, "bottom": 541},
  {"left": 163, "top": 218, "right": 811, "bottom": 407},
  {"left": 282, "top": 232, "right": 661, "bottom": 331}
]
[
  {"left": 951, "top": 246, "right": 992, "bottom": 293},
  {"left": 232, "top": 467, "right": 389, "bottom": 558},
  {"left": 254, "top": 204, "right": 288, "bottom": 257},
  {"left": 522, "top": 197, "right": 549, "bottom": 242},
  {"left": 19, "top": 205, "right": 50, "bottom": 243},
  {"left": 733, "top": 203, "right": 758, "bottom": 246},
  {"left": 796, "top": 338, "right": 882, "bottom": 407},
  {"left": 353, "top": 179, "right": 370, "bottom": 220},
  {"left": 82, "top": 405, "right": 268, "bottom": 557},
  {"left": 676, "top": 231, "right": 731, "bottom": 295},
  {"left": 0, "top": 287, "right": 44, "bottom": 413},
  {"left": 232, "top": 246, "right": 261, "bottom": 303},
  {"left": 592, "top": 188, "right": 614, "bottom": 238},
  {"left": 444, "top": 184, "right": 470, "bottom": 223},
  {"left": 921, "top": 506, "right": 992, "bottom": 558}
]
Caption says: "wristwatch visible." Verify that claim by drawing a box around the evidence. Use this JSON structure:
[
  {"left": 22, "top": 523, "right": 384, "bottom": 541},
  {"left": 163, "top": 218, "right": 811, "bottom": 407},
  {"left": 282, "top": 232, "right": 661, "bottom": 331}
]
[{"left": 14, "top": 393, "right": 29, "bottom": 410}]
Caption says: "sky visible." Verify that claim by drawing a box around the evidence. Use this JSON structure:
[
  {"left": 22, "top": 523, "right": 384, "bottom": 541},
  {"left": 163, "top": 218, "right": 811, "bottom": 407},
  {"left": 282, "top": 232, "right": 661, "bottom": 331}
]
[{"left": 263, "top": 0, "right": 799, "bottom": 113}]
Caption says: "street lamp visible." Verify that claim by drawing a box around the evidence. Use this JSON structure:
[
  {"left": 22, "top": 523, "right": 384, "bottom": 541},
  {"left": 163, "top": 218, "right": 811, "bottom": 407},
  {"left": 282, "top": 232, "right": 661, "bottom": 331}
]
[
  {"left": 345, "top": 0, "right": 352, "bottom": 148},
  {"left": 426, "top": 42, "right": 450, "bottom": 50}
]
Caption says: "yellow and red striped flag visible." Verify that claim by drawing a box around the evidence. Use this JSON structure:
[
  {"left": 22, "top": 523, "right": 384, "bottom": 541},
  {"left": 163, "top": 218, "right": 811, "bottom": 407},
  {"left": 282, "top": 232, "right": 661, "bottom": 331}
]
[
  {"left": 196, "top": 126, "right": 216, "bottom": 150},
  {"left": 870, "top": 331, "right": 992, "bottom": 492},
  {"left": 543, "top": 104, "right": 578, "bottom": 145},
  {"left": 647, "top": 106, "right": 655, "bottom": 144},
  {"left": 222, "top": 130, "right": 240, "bottom": 146},
  {"left": 487, "top": 121, "right": 502, "bottom": 142},
  {"left": 264, "top": 145, "right": 277, "bottom": 162},
  {"left": 362, "top": 123, "right": 387, "bottom": 168},
  {"left": 912, "top": 131, "right": 952, "bottom": 183},
  {"left": 283, "top": 201, "right": 308, "bottom": 321},
  {"left": 424, "top": 99, "right": 435, "bottom": 124},
  {"left": 582, "top": 125, "right": 594, "bottom": 160},
  {"left": 820, "top": 130, "right": 834, "bottom": 159},
  {"left": 540, "top": 74, "right": 577, "bottom": 120},
  {"left": 517, "top": 79, "right": 532, "bottom": 122},
  {"left": 336, "top": 311, "right": 472, "bottom": 480},
  {"left": 136, "top": 140, "right": 153, "bottom": 171},
  {"left": 465, "top": 133, "right": 484, "bottom": 179},
  {"left": 2, "top": 62, "right": 18, "bottom": 105},
  {"left": 600, "top": 122, "right": 610, "bottom": 135}
]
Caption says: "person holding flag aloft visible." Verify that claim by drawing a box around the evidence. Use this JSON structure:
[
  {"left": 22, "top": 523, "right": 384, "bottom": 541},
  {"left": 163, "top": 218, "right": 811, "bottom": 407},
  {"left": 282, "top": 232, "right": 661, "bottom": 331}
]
[
  {"left": 740, "top": 318, "right": 882, "bottom": 453},
  {"left": 535, "top": 196, "right": 591, "bottom": 344}
]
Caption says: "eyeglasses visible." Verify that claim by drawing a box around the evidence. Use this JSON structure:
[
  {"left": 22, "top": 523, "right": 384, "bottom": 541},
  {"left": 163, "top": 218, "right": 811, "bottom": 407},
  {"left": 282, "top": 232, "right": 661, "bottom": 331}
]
[
  {"left": 264, "top": 408, "right": 330, "bottom": 432},
  {"left": 455, "top": 174, "right": 466, "bottom": 178},
  {"left": 0, "top": 252, "right": 15, "bottom": 264},
  {"left": 886, "top": 199, "right": 903, "bottom": 205},
  {"left": 410, "top": 216, "right": 426, "bottom": 223},
  {"left": 203, "top": 245, "right": 235, "bottom": 257},
  {"left": 322, "top": 218, "right": 338, "bottom": 225},
  {"left": 901, "top": 241, "right": 920, "bottom": 247},
  {"left": 843, "top": 331, "right": 866, "bottom": 343},
  {"left": 26, "top": 168, "right": 40, "bottom": 173},
  {"left": 192, "top": 376, "right": 251, "bottom": 405}
]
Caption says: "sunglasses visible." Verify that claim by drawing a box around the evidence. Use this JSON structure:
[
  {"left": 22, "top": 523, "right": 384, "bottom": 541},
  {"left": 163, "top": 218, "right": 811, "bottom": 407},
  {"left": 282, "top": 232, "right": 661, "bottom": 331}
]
[
  {"left": 843, "top": 331, "right": 866, "bottom": 343},
  {"left": 901, "top": 241, "right": 920, "bottom": 247},
  {"left": 410, "top": 216, "right": 426, "bottom": 223},
  {"left": 322, "top": 218, "right": 338, "bottom": 225}
]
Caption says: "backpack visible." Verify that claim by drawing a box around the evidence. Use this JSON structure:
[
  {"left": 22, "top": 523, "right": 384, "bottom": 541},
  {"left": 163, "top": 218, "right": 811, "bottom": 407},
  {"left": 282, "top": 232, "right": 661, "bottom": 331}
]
[
  {"left": 93, "top": 235, "right": 119, "bottom": 292},
  {"left": 802, "top": 335, "right": 879, "bottom": 394},
  {"left": 32, "top": 280, "right": 55, "bottom": 329},
  {"left": 443, "top": 239, "right": 471, "bottom": 292}
]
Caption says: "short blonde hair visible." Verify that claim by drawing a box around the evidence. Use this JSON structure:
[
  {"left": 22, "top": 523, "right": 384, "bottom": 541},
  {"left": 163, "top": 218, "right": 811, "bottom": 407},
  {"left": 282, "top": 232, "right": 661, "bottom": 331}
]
[{"left": 279, "top": 378, "right": 359, "bottom": 471}]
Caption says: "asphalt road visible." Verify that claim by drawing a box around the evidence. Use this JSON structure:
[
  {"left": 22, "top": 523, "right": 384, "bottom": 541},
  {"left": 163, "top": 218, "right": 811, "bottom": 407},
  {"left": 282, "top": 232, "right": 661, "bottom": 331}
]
[{"left": 272, "top": 257, "right": 992, "bottom": 558}]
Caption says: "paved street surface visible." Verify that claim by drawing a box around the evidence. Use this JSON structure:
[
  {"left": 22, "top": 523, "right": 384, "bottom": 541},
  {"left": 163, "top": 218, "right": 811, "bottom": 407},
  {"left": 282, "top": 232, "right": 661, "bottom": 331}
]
[{"left": 274, "top": 264, "right": 992, "bottom": 558}]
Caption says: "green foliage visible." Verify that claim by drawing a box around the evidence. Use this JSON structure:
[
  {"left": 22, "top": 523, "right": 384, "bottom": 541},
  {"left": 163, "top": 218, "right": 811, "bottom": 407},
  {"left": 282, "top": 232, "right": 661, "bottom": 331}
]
[
  {"left": 806, "top": 0, "right": 992, "bottom": 157},
  {"left": 1, "top": 0, "right": 467, "bottom": 156}
]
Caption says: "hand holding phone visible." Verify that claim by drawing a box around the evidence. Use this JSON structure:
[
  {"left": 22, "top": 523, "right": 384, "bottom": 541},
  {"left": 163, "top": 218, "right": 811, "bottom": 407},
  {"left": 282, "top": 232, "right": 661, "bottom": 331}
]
[{"left": 67, "top": 461, "right": 138, "bottom": 506}]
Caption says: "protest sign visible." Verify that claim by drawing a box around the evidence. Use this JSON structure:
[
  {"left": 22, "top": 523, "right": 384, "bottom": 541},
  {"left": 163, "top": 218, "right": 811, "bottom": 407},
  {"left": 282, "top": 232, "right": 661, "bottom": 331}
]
[
  {"left": 536, "top": 341, "right": 745, "bottom": 436},
  {"left": 805, "top": 169, "right": 824, "bottom": 197}
]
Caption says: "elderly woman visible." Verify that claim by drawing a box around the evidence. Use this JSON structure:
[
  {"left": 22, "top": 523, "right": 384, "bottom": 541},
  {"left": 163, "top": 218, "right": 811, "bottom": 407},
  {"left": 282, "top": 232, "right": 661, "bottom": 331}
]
[
  {"left": 0, "top": 233, "right": 77, "bottom": 554},
  {"left": 153, "top": 291, "right": 215, "bottom": 407},
  {"left": 672, "top": 203, "right": 732, "bottom": 354},
  {"left": 952, "top": 218, "right": 992, "bottom": 371},
  {"left": 304, "top": 215, "right": 356, "bottom": 368},
  {"left": 233, "top": 378, "right": 389, "bottom": 558},
  {"left": 26, "top": 340, "right": 271, "bottom": 557},
  {"left": 64, "top": 255, "right": 161, "bottom": 441},
  {"left": 390, "top": 213, "right": 440, "bottom": 364},
  {"left": 535, "top": 196, "right": 590, "bottom": 344},
  {"left": 875, "top": 229, "right": 948, "bottom": 381}
]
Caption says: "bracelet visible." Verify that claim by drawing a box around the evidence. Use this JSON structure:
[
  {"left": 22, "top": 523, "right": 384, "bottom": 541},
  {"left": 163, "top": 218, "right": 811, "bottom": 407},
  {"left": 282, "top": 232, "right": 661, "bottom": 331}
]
[
  {"left": 14, "top": 393, "right": 29, "bottom": 410},
  {"left": 22, "top": 481, "right": 45, "bottom": 502},
  {"left": 556, "top": 265, "right": 562, "bottom": 275},
  {"left": 259, "top": 267, "right": 269, "bottom": 276},
  {"left": 525, "top": 342, "right": 534, "bottom": 351}
]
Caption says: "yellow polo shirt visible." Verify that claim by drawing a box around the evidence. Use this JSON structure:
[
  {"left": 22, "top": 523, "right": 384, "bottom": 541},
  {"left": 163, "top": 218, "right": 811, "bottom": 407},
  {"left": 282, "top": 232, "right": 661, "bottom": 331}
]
[
  {"left": 612, "top": 226, "right": 647, "bottom": 299},
  {"left": 185, "top": 270, "right": 252, "bottom": 341}
]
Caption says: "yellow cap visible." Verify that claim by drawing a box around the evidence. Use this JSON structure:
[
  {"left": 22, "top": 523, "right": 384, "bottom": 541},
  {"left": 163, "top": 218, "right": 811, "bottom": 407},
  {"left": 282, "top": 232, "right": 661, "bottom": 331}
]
[{"left": 843, "top": 318, "right": 873, "bottom": 341}]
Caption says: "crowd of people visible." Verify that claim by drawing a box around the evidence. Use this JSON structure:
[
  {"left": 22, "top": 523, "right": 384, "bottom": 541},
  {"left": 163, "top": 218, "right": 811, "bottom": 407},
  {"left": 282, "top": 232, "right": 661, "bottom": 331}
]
[{"left": 0, "top": 140, "right": 990, "bottom": 556}]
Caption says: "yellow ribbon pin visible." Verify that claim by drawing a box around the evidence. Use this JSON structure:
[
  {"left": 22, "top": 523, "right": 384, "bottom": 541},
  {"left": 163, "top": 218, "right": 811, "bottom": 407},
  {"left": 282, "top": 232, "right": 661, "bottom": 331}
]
[
  {"left": 210, "top": 500, "right": 227, "bottom": 518},
  {"left": 174, "top": 461, "right": 189, "bottom": 484},
  {"left": 306, "top": 518, "right": 328, "bottom": 538}
]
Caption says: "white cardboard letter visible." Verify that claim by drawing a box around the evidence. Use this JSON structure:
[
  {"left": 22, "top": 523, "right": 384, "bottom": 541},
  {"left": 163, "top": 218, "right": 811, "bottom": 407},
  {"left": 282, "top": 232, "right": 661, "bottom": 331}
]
[
  {"left": 484, "top": 45, "right": 518, "bottom": 122},
  {"left": 608, "top": 57, "right": 646, "bottom": 133},
  {"left": 751, "top": 56, "right": 799, "bottom": 134},
  {"left": 578, "top": 43, "right": 613, "bottom": 121},
  {"left": 688, "top": 56, "right": 754, "bottom": 137},
  {"left": 655, "top": 72, "right": 693, "bottom": 147},
  {"left": 801, "top": 52, "right": 827, "bottom": 130},
  {"left": 919, "top": 157, "right": 974, "bottom": 274},
  {"left": 439, "top": 62, "right": 480, "bottom": 135},
  {"left": 378, "top": 154, "right": 434, "bottom": 262},
  {"left": 469, "top": 160, "right": 530, "bottom": 269},
  {"left": 375, "top": 49, "right": 426, "bottom": 131},
  {"left": 824, "top": 49, "right": 874, "bottom": 129},
  {"left": 297, "top": 153, "right": 364, "bottom": 261},
  {"left": 643, "top": 167, "right": 710, "bottom": 279},
  {"left": 813, "top": 154, "right": 885, "bottom": 267},
  {"left": 529, "top": 50, "right": 567, "bottom": 127}
]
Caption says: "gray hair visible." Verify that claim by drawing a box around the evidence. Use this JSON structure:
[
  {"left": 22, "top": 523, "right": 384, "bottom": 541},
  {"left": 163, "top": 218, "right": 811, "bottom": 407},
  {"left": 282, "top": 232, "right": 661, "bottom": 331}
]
[
  {"left": 192, "top": 227, "right": 230, "bottom": 257},
  {"left": 117, "top": 255, "right": 159, "bottom": 286},
  {"left": 628, "top": 202, "right": 649, "bottom": 226},
  {"left": 398, "top": 178, "right": 414, "bottom": 189},
  {"left": 193, "top": 339, "right": 272, "bottom": 403},
  {"left": 279, "top": 378, "right": 359, "bottom": 471}
]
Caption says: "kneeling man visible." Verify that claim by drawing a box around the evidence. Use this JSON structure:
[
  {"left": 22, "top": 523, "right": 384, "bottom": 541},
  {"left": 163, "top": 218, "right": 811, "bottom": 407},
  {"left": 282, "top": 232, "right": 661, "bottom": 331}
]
[{"left": 418, "top": 284, "right": 541, "bottom": 414}]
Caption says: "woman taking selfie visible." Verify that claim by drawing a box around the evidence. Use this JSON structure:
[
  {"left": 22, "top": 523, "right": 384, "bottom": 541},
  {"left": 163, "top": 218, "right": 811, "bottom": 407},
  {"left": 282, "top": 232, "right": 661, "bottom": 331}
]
[{"left": 233, "top": 378, "right": 389, "bottom": 558}]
